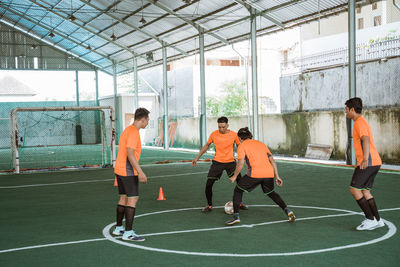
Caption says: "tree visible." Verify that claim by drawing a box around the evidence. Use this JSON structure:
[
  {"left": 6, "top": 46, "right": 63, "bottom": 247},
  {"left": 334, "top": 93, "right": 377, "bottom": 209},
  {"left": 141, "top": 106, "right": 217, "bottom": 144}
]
[{"left": 206, "top": 80, "right": 248, "bottom": 117}]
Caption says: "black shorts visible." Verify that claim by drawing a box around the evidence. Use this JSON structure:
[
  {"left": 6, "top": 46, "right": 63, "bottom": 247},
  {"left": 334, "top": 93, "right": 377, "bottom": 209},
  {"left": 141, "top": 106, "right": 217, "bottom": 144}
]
[
  {"left": 236, "top": 174, "right": 275, "bottom": 194},
  {"left": 350, "top": 165, "right": 380, "bottom": 190},
  {"left": 116, "top": 174, "right": 139, "bottom": 197},
  {"left": 207, "top": 160, "right": 237, "bottom": 180}
]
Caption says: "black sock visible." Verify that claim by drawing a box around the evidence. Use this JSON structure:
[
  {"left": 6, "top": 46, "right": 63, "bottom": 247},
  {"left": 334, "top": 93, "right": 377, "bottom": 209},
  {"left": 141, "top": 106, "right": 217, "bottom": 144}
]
[
  {"left": 356, "top": 197, "right": 374, "bottom": 220},
  {"left": 205, "top": 179, "right": 216, "bottom": 206},
  {"left": 267, "top": 191, "right": 287, "bottom": 210},
  {"left": 124, "top": 206, "right": 136, "bottom": 231},
  {"left": 233, "top": 186, "right": 243, "bottom": 214},
  {"left": 367, "top": 198, "right": 380, "bottom": 221},
  {"left": 284, "top": 207, "right": 292, "bottom": 215},
  {"left": 116, "top": 204, "right": 125, "bottom": 226}
]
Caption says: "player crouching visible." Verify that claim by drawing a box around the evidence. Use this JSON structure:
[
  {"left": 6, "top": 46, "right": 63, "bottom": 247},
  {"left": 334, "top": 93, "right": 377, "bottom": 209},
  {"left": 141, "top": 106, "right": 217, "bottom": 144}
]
[{"left": 226, "top": 127, "right": 295, "bottom": 226}]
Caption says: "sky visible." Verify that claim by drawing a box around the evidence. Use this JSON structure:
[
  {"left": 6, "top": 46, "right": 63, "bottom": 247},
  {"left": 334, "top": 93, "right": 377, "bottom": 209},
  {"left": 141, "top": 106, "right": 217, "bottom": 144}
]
[{"left": 0, "top": 70, "right": 114, "bottom": 102}]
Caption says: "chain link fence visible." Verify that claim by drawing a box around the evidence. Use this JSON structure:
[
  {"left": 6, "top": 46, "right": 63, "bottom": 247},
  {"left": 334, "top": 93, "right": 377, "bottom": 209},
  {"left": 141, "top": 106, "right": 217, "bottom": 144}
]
[{"left": 0, "top": 101, "right": 114, "bottom": 173}]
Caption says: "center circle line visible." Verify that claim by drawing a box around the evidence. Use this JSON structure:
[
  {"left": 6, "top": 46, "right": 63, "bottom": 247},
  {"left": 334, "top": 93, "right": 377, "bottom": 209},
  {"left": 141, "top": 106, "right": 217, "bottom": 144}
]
[{"left": 102, "top": 205, "right": 396, "bottom": 257}]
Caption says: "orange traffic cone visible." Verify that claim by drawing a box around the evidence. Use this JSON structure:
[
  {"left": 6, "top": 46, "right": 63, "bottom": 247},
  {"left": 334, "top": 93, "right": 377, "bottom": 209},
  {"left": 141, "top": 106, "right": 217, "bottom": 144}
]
[
  {"left": 113, "top": 176, "right": 118, "bottom": 187},
  {"left": 157, "top": 187, "right": 166, "bottom": 200}
]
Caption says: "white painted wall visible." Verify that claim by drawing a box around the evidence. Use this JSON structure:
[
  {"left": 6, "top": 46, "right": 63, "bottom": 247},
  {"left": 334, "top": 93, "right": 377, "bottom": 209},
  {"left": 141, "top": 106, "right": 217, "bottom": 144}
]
[{"left": 301, "top": 1, "right": 400, "bottom": 41}]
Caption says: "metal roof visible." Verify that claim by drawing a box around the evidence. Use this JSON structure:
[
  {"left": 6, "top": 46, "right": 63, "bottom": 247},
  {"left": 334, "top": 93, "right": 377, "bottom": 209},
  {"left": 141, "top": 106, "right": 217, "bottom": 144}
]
[{"left": 0, "top": 0, "right": 377, "bottom": 75}]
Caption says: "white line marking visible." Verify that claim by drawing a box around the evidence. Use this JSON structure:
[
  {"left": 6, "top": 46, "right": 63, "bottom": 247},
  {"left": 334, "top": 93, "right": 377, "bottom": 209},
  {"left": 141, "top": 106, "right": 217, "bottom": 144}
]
[
  {"left": 0, "top": 171, "right": 208, "bottom": 189},
  {"left": 1, "top": 205, "right": 398, "bottom": 255},
  {"left": 379, "top": 207, "right": 400, "bottom": 212},
  {"left": 0, "top": 238, "right": 106, "bottom": 254},
  {"left": 0, "top": 179, "right": 113, "bottom": 189},
  {"left": 140, "top": 212, "right": 359, "bottom": 237},
  {"left": 102, "top": 205, "right": 397, "bottom": 257}
]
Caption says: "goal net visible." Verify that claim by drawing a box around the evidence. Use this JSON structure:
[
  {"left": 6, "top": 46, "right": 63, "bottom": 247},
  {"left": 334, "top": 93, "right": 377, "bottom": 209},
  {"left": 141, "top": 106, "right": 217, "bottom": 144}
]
[{"left": 10, "top": 106, "right": 115, "bottom": 173}]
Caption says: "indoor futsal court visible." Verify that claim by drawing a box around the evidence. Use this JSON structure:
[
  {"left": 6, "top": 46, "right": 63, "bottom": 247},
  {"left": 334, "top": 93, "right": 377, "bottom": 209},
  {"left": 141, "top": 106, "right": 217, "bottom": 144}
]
[
  {"left": 1, "top": 148, "right": 399, "bottom": 265},
  {"left": 1, "top": 0, "right": 400, "bottom": 266}
]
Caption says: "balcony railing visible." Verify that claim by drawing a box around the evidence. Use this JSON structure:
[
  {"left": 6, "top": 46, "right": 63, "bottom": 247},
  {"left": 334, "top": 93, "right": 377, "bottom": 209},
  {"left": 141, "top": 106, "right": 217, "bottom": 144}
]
[{"left": 281, "top": 36, "right": 400, "bottom": 75}]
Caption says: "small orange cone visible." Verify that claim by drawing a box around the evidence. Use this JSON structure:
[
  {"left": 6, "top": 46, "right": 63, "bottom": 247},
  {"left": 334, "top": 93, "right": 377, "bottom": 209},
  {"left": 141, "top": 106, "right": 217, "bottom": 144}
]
[
  {"left": 113, "top": 176, "right": 118, "bottom": 187},
  {"left": 157, "top": 187, "right": 166, "bottom": 200}
]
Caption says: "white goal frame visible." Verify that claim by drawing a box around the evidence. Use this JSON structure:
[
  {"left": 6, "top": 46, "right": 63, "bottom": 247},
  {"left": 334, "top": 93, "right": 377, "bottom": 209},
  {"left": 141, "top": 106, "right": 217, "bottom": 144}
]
[{"left": 10, "top": 106, "right": 116, "bottom": 174}]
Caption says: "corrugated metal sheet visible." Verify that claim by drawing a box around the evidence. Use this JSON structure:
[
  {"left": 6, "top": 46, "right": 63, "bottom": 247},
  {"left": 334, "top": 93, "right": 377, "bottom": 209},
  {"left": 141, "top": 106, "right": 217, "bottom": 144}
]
[{"left": 0, "top": 0, "right": 369, "bottom": 74}]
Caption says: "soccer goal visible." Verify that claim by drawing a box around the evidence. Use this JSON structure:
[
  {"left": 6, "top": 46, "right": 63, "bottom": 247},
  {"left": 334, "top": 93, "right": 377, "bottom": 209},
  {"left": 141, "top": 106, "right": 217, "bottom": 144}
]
[{"left": 9, "top": 106, "right": 115, "bottom": 174}]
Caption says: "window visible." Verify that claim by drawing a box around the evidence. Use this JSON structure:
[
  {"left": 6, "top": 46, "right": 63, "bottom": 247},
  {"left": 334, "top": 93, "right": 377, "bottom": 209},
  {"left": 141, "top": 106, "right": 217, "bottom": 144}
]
[
  {"left": 372, "top": 3, "right": 378, "bottom": 10},
  {"left": 358, "top": 18, "right": 364, "bottom": 29},
  {"left": 374, "top": 15, "right": 381, "bottom": 26},
  {"left": 356, "top": 7, "right": 362, "bottom": 14}
]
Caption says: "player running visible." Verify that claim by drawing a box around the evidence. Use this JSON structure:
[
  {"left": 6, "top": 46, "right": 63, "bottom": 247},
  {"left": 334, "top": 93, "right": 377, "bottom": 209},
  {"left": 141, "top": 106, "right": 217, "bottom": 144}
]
[
  {"left": 345, "top": 97, "right": 384, "bottom": 230},
  {"left": 192, "top": 116, "right": 248, "bottom": 212},
  {"left": 112, "top": 108, "right": 150, "bottom": 241},
  {"left": 226, "top": 127, "right": 295, "bottom": 226}
]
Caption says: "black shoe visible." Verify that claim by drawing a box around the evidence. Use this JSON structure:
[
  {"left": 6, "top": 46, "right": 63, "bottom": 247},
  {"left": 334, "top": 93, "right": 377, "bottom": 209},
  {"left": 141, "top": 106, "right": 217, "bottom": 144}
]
[
  {"left": 225, "top": 216, "right": 240, "bottom": 226},
  {"left": 202, "top": 205, "right": 213, "bottom": 212},
  {"left": 239, "top": 203, "right": 248, "bottom": 210}
]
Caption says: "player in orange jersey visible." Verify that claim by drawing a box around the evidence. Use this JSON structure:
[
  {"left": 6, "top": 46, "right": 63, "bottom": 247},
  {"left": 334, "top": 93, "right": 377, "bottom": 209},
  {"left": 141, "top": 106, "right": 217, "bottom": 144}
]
[
  {"left": 192, "top": 117, "right": 248, "bottom": 212},
  {"left": 112, "top": 108, "right": 149, "bottom": 241},
  {"left": 226, "top": 127, "right": 295, "bottom": 226},
  {"left": 345, "top": 97, "right": 384, "bottom": 230}
]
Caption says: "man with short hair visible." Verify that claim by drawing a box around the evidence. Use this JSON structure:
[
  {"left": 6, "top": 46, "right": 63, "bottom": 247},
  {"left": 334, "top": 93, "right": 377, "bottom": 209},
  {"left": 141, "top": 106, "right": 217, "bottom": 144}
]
[
  {"left": 193, "top": 116, "right": 248, "bottom": 212},
  {"left": 345, "top": 97, "right": 384, "bottom": 230},
  {"left": 112, "top": 107, "right": 150, "bottom": 241},
  {"left": 226, "top": 127, "right": 295, "bottom": 226}
]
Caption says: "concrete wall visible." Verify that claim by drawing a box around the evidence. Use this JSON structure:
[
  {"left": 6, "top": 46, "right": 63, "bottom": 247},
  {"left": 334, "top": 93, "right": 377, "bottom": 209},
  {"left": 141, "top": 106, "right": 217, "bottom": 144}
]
[
  {"left": 301, "top": 1, "right": 400, "bottom": 41},
  {"left": 280, "top": 57, "right": 400, "bottom": 113},
  {"left": 173, "top": 116, "right": 249, "bottom": 149},
  {"left": 99, "top": 93, "right": 159, "bottom": 145},
  {"left": 171, "top": 109, "right": 400, "bottom": 164},
  {"left": 139, "top": 66, "right": 194, "bottom": 118}
]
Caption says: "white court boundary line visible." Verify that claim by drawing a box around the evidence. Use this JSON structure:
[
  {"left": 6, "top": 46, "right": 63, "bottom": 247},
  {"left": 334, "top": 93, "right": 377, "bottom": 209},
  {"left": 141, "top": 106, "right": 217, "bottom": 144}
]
[
  {"left": 101, "top": 205, "right": 397, "bottom": 257},
  {"left": 0, "top": 205, "right": 397, "bottom": 255},
  {"left": 0, "top": 171, "right": 208, "bottom": 189}
]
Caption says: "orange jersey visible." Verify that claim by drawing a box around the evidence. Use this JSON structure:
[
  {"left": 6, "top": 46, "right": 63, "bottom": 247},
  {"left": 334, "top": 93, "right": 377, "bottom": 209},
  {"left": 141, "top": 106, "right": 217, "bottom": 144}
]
[
  {"left": 353, "top": 116, "right": 381, "bottom": 166},
  {"left": 207, "top": 130, "right": 240, "bottom": 163},
  {"left": 114, "top": 125, "right": 142, "bottom": 176},
  {"left": 237, "top": 139, "right": 274, "bottom": 178}
]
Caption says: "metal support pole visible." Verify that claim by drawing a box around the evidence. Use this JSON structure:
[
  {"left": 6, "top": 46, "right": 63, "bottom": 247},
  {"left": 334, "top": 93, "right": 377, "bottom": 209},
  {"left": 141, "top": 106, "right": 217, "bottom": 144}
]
[
  {"left": 75, "top": 70, "right": 82, "bottom": 144},
  {"left": 113, "top": 61, "right": 120, "bottom": 143},
  {"left": 10, "top": 110, "right": 19, "bottom": 174},
  {"left": 133, "top": 57, "right": 139, "bottom": 110},
  {"left": 199, "top": 31, "right": 207, "bottom": 147},
  {"left": 347, "top": 0, "right": 356, "bottom": 165},
  {"left": 95, "top": 69, "right": 99, "bottom": 106},
  {"left": 232, "top": 44, "right": 251, "bottom": 131},
  {"left": 250, "top": 8, "right": 259, "bottom": 140},
  {"left": 75, "top": 70, "right": 80, "bottom": 107},
  {"left": 95, "top": 69, "right": 101, "bottom": 144},
  {"left": 162, "top": 44, "right": 169, "bottom": 150}
]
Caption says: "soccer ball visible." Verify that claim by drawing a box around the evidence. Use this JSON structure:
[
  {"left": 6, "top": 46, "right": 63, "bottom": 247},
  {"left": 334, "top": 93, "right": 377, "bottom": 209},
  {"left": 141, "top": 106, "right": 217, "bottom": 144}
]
[{"left": 224, "top": 201, "right": 234, "bottom": 215}]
